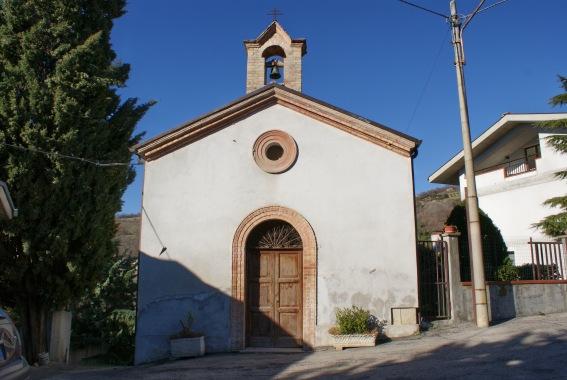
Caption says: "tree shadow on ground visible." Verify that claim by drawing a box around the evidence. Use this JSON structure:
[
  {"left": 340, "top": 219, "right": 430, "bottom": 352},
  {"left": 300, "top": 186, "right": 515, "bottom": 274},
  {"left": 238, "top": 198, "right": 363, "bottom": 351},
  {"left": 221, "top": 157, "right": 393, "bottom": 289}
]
[
  {"left": 141, "top": 314, "right": 567, "bottom": 379},
  {"left": 29, "top": 314, "right": 567, "bottom": 379}
]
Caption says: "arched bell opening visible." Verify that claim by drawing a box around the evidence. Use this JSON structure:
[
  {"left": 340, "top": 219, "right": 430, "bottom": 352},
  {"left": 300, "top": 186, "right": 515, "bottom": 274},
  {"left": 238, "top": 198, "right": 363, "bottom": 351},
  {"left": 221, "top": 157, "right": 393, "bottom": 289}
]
[{"left": 262, "top": 45, "right": 286, "bottom": 85}]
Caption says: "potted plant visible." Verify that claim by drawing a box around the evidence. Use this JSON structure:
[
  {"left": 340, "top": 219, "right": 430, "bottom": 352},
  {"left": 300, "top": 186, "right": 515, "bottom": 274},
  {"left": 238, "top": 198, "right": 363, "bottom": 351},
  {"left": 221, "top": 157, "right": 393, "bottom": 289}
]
[
  {"left": 169, "top": 312, "right": 205, "bottom": 358},
  {"left": 328, "top": 306, "right": 386, "bottom": 351},
  {"left": 443, "top": 225, "right": 457, "bottom": 233}
]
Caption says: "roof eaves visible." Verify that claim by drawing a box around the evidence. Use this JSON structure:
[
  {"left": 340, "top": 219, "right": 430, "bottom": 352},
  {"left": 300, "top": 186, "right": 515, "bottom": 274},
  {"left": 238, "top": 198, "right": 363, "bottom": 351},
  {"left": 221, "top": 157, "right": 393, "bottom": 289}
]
[
  {"left": 428, "top": 112, "right": 567, "bottom": 184},
  {"left": 131, "top": 83, "right": 279, "bottom": 155},
  {"left": 133, "top": 84, "right": 422, "bottom": 161},
  {"left": 277, "top": 85, "right": 422, "bottom": 147}
]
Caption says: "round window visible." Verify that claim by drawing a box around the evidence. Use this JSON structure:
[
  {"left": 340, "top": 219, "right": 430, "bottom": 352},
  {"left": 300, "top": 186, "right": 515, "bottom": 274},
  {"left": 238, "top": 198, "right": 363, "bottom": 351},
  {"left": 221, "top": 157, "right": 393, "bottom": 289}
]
[
  {"left": 266, "top": 144, "right": 284, "bottom": 161},
  {"left": 253, "top": 130, "right": 297, "bottom": 173}
]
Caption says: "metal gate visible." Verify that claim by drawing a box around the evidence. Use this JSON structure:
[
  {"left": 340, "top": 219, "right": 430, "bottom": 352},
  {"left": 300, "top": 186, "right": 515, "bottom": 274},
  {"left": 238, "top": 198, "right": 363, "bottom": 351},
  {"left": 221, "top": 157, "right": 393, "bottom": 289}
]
[{"left": 417, "top": 240, "right": 450, "bottom": 319}]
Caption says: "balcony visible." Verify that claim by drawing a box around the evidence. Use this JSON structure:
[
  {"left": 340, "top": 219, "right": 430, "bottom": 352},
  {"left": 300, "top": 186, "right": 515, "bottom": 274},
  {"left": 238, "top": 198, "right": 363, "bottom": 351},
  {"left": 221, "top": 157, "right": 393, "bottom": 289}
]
[
  {"left": 476, "top": 156, "right": 538, "bottom": 178},
  {"left": 504, "top": 158, "right": 537, "bottom": 177}
]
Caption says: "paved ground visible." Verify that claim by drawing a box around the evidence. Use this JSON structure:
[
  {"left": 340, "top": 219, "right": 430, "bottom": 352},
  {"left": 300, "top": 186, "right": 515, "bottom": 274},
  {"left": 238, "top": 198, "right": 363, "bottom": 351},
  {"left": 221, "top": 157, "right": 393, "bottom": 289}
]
[{"left": 30, "top": 312, "right": 567, "bottom": 379}]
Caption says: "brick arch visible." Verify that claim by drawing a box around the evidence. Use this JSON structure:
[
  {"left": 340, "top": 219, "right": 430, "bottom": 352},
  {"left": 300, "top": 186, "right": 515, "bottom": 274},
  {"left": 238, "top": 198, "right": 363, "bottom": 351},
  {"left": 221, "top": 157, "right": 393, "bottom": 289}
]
[
  {"left": 262, "top": 45, "right": 287, "bottom": 59},
  {"left": 231, "top": 206, "right": 317, "bottom": 350}
]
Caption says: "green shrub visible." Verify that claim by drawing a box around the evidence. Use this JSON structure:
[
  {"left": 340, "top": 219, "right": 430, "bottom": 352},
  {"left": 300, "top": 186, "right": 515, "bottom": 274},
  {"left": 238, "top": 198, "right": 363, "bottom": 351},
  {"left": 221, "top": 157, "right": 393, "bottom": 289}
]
[
  {"left": 517, "top": 263, "right": 561, "bottom": 280},
  {"left": 497, "top": 258, "right": 520, "bottom": 281},
  {"left": 335, "top": 306, "right": 372, "bottom": 335},
  {"left": 72, "top": 255, "right": 137, "bottom": 365}
]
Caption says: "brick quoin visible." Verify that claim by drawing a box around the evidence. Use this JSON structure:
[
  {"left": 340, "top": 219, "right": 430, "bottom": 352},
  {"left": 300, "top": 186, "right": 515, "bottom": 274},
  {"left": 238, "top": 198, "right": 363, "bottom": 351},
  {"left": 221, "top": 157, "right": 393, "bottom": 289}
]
[{"left": 231, "top": 206, "right": 317, "bottom": 350}]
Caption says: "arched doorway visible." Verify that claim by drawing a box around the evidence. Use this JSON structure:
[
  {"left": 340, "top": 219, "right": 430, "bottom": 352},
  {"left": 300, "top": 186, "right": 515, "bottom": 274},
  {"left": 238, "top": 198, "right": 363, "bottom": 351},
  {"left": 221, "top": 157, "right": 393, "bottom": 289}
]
[
  {"left": 246, "top": 221, "right": 303, "bottom": 348},
  {"left": 231, "top": 206, "right": 316, "bottom": 351}
]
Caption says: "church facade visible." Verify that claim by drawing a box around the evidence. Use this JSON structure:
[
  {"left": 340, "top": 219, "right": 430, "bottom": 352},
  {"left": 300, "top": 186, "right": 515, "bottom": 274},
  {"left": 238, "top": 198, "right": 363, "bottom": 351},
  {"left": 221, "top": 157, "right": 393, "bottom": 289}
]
[{"left": 132, "top": 21, "right": 422, "bottom": 364}]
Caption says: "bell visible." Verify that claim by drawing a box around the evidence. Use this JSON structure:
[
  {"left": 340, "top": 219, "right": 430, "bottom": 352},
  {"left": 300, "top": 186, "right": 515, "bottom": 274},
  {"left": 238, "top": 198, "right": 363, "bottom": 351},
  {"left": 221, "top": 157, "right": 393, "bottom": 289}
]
[{"left": 269, "top": 65, "right": 281, "bottom": 80}]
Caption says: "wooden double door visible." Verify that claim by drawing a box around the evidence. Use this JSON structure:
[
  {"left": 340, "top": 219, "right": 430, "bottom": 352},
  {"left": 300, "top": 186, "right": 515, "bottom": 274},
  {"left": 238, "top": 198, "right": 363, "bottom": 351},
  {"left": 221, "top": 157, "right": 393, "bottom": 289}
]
[{"left": 247, "top": 249, "right": 303, "bottom": 348}]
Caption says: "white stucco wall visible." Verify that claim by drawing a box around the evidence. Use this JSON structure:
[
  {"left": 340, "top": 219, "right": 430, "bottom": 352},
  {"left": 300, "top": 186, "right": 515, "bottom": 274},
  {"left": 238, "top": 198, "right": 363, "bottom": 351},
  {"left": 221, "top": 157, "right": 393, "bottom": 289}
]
[
  {"left": 476, "top": 176, "right": 565, "bottom": 236},
  {"left": 135, "top": 105, "right": 418, "bottom": 363}
]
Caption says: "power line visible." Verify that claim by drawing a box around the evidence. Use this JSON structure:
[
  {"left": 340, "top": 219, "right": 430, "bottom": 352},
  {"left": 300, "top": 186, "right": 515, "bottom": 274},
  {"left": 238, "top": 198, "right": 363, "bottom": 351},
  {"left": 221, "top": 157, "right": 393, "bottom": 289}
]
[
  {"left": 398, "top": 0, "right": 448, "bottom": 19},
  {"left": 405, "top": 28, "right": 451, "bottom": 133},
  {"left": 461, "top": 0, "right": 485, "bottom": 34},
  {"left": 397, "top": 0, "right": 449, "bottom": 133},
  {"left": 398, "top": 0, "right": 510, "bottom": 20},
  {"left": 399, "top": 0, "right": 511, "bottom": 126},
  {"left": 476, "top": 0, "right": 509, "bottom": 15},
  {"left": 0, "top": 141, "right": 139, "bottom": 167}
]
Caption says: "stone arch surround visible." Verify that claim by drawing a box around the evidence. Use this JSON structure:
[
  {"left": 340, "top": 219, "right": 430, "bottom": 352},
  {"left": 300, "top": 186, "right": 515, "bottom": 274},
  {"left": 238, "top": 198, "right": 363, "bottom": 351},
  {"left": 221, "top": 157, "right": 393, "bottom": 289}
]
[{"left": 231, "top": 206, "right": 317, "bottom": 350}]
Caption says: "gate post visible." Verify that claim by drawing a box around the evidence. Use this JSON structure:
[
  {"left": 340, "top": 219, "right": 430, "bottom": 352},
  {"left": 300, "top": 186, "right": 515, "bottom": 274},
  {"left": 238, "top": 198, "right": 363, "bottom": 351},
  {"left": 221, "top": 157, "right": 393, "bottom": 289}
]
[
  {"left": 559, "top": 235, "right": 567, "bottom": 279},
  {"left": 441, "top": 231, "right": 467, "bottom": 321}
]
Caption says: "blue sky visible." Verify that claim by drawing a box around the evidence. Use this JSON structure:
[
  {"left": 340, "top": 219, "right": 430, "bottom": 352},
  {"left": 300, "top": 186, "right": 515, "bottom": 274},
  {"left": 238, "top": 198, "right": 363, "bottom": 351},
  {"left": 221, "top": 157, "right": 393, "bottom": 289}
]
[{"left": 111, "top": 0, "right": 567, "bottom": 215}]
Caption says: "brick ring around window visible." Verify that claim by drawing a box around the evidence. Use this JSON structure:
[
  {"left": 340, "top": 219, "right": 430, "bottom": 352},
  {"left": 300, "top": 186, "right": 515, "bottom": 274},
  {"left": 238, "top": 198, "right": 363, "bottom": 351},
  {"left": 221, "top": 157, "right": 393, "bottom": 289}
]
[{"left": 253, "top": 130, "right": 297, "bottom": 174}]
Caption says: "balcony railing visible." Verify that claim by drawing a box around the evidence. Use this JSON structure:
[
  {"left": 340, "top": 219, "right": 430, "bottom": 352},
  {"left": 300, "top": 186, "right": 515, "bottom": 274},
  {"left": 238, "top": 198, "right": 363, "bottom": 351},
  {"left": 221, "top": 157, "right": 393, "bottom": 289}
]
[
  {"left": 505, "top": 159, "right": 535, "bottom": 177},
  {"left": 475, "top": 156, "right": 538, "bottom": 178}
]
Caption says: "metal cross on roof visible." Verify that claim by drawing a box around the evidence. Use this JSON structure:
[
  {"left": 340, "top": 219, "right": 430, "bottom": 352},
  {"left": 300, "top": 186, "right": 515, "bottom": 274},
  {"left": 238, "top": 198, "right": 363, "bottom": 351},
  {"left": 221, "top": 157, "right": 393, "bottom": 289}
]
[{"left": 268, "top": 7, "right": 283, "bottom": 21}]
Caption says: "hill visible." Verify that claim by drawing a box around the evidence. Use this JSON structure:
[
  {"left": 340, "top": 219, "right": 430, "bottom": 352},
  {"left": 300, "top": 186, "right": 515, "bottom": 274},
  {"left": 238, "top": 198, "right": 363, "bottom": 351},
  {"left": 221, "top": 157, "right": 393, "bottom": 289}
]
[
  {"left": 115, "top": 214, "right": 141, "bottom": 257},
  {"left": 415, "top": 186, "right": 460, "bottom": 240}
]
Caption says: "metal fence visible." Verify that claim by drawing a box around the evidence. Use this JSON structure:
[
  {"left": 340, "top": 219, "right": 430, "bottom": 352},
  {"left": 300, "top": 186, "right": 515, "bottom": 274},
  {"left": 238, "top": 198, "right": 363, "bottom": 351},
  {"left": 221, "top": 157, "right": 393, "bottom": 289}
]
[
  {"left": 503, "top": 236, "right": 555, "bottom": 265},
  {"left": 459, "top": 235, "right": 566, "bottom": 282},
  {"left": 459, "top": 236, "right": 507, "bottom": 282},
  {"left": 527, "top": 238, "right": 565, "bottom": 280}
]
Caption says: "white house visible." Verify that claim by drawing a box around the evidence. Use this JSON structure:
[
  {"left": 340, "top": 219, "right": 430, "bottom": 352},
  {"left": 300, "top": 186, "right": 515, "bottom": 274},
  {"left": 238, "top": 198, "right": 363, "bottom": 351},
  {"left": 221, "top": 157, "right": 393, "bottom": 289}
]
[
  {"left": 0, "top": 180, "right": 17, "bottom": 220},
  {"left": 429, "top": 113, "right": 567, "bottom": 263},
  {"left": 132, "top": 21, "right": 422, "bottom": 364}
]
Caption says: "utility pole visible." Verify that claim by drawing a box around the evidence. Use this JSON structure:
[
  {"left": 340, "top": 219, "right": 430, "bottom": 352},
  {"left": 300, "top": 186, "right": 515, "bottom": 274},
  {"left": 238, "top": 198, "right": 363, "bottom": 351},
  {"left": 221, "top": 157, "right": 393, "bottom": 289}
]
[{"left": 449, "top": 0, "right": 489, "bottom": 328}]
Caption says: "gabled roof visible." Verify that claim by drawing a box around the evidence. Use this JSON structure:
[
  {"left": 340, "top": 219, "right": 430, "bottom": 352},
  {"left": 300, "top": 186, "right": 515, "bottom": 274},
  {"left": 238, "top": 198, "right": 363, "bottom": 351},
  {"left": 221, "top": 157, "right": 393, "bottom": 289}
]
[
  {"left": 429, "top": 112, "right": 567, "bottom": 185},
  {"left": 243, "top": 21, "right": 307, "bottom": 55},
  {"left": 131, "top": 83, "right": 421, "bottom": 161},
  {"left": 0, "top": 181, "right": 17, "bottom": 220}
]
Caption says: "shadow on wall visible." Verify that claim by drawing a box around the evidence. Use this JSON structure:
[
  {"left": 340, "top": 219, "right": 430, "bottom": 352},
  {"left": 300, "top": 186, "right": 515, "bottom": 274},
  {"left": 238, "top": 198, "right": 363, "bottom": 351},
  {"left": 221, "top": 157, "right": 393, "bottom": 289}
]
[
  {"left": 135, "top": 252, "right": 304, "bottom": 365},
  {"left": 135, "top": 252, "right": 233, "bottom": 365}
]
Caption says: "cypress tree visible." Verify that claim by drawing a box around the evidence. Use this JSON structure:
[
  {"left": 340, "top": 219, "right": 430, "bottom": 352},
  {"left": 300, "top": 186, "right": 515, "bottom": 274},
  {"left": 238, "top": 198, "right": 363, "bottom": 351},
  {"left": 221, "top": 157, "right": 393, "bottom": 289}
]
[
  {"left": 0, "top": 0, "right": 153, "bottom": 362},
  {"left": 533, "top": 75, "right": 567, "bottom": 236}
]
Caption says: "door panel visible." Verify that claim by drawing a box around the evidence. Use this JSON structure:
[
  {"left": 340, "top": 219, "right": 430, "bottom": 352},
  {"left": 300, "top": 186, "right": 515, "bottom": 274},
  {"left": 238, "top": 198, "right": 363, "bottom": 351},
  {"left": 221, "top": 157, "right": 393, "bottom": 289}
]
[
  {"left": 275, "top": 251, "right": 302, "bottom": 347},
  {"left": 247, "top": 249, "right": 302, "bottom": 348},
  {"left": 279, "top": 283, "right": 300, "bottom": 308},
  {"left": 248, "top": 250, "right": 274, "bottom": 347},
  {"left": 279, "top": 253, "right": 299, "bottom": 277}
]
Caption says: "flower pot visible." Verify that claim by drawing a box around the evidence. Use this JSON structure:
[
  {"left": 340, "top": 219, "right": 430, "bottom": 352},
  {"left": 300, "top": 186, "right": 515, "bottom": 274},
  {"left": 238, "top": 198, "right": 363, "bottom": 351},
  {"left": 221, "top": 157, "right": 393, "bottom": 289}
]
[
  {"left": 443, "top": 225, "right": 457, "bottom": 233},
  {"left": 330, "top": 333, "right": 378, "bottom": 351},
  {"left": 170, "top": 336, "right": 205, "bottom": 358}
]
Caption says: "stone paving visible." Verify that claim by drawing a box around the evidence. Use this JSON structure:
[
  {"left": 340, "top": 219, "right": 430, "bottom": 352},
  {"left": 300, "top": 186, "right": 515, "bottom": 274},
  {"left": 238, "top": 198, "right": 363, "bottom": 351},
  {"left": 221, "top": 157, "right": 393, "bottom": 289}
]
[{"left": 30, "top": 312, "right": 567, "bottom": 379}]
